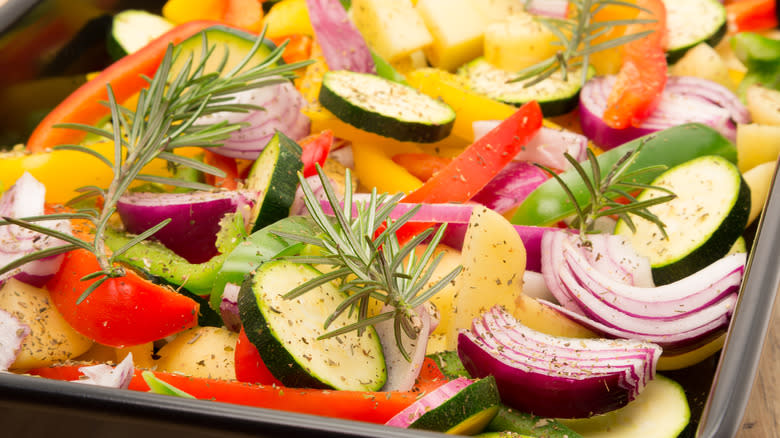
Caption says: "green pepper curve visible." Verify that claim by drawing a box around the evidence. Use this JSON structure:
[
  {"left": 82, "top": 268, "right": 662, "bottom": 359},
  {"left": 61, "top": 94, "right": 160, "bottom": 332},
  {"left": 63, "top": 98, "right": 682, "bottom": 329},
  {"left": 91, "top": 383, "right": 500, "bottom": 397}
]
[{"left": 510, "top": 123, "right": 738, "bottom": 227}]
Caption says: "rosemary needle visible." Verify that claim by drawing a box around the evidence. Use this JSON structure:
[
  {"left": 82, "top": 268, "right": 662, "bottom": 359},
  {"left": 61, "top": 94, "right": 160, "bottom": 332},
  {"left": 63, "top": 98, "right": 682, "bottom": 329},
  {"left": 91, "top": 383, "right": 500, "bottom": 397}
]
[{"left": 0, "top": 28, "right": 312, "bottom": 303}]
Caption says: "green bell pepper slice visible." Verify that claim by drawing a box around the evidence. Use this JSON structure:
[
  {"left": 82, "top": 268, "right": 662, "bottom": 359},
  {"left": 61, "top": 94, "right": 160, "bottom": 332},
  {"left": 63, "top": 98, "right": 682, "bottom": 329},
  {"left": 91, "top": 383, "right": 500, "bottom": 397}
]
[{"left": 510, "top": 123, "right": 738, "bottom": 227}]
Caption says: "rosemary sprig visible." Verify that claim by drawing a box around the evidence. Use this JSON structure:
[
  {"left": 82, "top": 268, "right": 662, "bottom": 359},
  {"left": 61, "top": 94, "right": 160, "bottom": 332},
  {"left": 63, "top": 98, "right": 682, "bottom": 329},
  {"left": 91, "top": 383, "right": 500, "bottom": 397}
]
[
  {"left": 536, "top": 140, "right": 676, "bottom": 245},
  {"left": 274, "top": 166, "right": 462, "bottom": 361},
  {"left": 513, "top": 0, "right": 657, "bottom": 87},
  {"left": 0, "top": 28, "right": 312, "bottom": 303}
]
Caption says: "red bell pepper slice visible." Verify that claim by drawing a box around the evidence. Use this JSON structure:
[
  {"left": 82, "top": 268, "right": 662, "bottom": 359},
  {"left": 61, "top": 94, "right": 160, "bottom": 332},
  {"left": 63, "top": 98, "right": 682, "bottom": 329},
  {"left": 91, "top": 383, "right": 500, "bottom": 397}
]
[
  {"left": 299, "top": 129, "right": 333, "bottom": 177},
  {"left": 204, "top": 150, "right": 241, "bottom": 190},
  {"left": 26, "top": 20, "right": 221, "bottom": 153},
  {"left": 28, "top": 358, "right": 448, "bottom": 424},
  {"left": 234, "top": 327, "right": 283, "bottom": 385},
  {"left": 392, "top": 153, "right": 453, "bottom": 182},
  {"left": 726, "top": 0, "right": 778, "bottom": 33},
  {"left": 603, "top": 0, "right": 668, "bottom": 130},
  {"left": 46, "top": 249, "right": 200, "bottom": 347},
  {"left": 394, "top": 101, "right": 543, "bottom": 243},
  {"left": 270, "top": 34, "right": 314, "bottom": 64}
]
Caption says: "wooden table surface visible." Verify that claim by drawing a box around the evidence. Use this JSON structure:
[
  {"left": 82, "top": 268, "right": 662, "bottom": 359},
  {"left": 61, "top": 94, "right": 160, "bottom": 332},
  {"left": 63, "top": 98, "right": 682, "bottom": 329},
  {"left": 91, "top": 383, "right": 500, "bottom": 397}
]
[{"left": 735, "top": 288, "right": 779, "bottom": 438}]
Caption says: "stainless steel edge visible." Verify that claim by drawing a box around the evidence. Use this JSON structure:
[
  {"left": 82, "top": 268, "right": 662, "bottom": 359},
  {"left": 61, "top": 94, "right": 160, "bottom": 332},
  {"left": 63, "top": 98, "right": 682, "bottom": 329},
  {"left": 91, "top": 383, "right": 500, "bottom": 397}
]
[{"left": 697, "top": 159, "right": 780, "bottom": 438}]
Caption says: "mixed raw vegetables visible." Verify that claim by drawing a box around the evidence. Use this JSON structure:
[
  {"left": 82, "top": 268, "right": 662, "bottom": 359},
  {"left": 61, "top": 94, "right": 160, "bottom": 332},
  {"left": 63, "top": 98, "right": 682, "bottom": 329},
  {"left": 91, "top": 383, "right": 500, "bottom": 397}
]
[{"left": 0, "top": 0, "right": 779, "bottom": 437}]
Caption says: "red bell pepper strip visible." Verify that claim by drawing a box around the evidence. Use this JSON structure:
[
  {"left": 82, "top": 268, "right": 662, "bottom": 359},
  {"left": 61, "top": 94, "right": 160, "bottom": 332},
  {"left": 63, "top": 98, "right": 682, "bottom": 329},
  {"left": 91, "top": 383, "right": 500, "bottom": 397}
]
[
  {"left": 46, "top": 249, "right": 200, "bottom": 347},
  {"left": 602, "top": 0, "right": 668, "bottom": 130},
  {"left": 403, "top": 101, "right": 543, "bottom": 204},
  {"left": 26, "top": 20, "right": 221, "bottom": 153},
  {"left": 28, "top": 358, "right": 448, "bottom": 424},
  {"left": 234, "top": 327, "right": 283, "bottom": 385},
  {"left": 203, "top": 150, "right": 241, "bottom": 189},
  {"left": 726, "top": 0, "right": 778, "bottom": 33},
  {"left": 270, "top": 34, "right": 314, "bottom": 64},
  {"left": 299, "top": 129, "right": 333, "bottom": 177},
  {"left": 392, "top": 153, "right": 453, "bottom": 182},
  {"left": 392, "top": 101, "right": 542, "bottom": 243}
]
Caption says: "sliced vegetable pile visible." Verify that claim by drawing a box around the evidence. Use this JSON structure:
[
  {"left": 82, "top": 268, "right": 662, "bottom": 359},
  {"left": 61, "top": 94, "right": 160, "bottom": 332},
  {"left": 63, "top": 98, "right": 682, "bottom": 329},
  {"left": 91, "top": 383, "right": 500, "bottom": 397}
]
[{"left": 0, "top": 0, "right": 778, "bottom": 437}]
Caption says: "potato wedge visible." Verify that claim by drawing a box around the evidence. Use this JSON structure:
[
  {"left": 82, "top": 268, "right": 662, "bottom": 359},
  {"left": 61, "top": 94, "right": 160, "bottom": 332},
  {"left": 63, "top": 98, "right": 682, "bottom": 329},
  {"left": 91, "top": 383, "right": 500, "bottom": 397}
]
[{"left": 155, "top": 326, "right": 238, "bottom": 380}]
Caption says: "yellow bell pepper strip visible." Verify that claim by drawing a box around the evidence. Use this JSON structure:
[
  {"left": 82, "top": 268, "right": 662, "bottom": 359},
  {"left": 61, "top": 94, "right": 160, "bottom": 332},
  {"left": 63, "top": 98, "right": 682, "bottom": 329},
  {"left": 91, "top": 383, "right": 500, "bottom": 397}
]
[
  {"left": 656, "top": 333, "right": 726, "bottom": 371},
  {"left": 352, "top": 141, "right": 423, "bottom": 194},
  {"left": 0, "top": 143, "right": 202, "bottom": 204},
  {"left": 588, "top": 0, "right": 640, "bottom": 75},
  {"left": 263, "top": 0, "right": 314, "bottom": 39},
  {"left": 162, "top": 0, "right": 228, "bottom": 24},
  {"left": 26, "top": 20, "right": 220, "bottom": 152}
]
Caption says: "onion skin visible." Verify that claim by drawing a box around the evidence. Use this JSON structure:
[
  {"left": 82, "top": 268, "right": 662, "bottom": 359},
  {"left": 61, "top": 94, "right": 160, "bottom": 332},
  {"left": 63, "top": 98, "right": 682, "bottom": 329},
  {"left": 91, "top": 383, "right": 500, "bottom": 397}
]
[
  {"left": 117, "top": 190, "right": 253, "bottom": 264},
  {"left": 305, "top": 0, "right": 375, "bottom": 74},
  {"left": 471, "top": 161, "right": 549, "bottom": 214},
  {"left": 0, "top": 309, "right": 30, "bottom": 371},
  {"left": 581, "top": 75, "right": 750, "bottom": 150},
  {"left": 457, "top": 306, "right": 661, "bottom": 418}
]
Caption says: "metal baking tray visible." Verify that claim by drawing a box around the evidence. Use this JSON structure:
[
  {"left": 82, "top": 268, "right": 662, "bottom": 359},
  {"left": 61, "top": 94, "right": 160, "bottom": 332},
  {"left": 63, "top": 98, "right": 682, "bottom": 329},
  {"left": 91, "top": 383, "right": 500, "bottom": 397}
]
[{"left": 0, "top": 1, "right": 777, "bottom": 437}]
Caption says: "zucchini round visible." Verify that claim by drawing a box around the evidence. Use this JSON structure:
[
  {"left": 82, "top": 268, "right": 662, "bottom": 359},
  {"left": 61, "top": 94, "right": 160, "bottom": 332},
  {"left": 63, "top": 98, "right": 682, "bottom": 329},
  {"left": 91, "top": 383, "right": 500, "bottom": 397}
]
[
  {"left": 560, "top": 374, "right": 690, "bottom": 438},
  {"left": 244, "top": 131, "right": 303, "bottom": 233},
  {"left": 318, "top": 70, "right": 456, "bottom": 143},
  {"left": 662, "top": 0, "right": 727, "bottom": 64},
  {"left": 614, "top": 155, "right": 750, "bottom": 285},
  {"left": 458, "top": 57, "right": 590, "bottom": 117},
  {"left": 238, "top": 260, "right": 386, "bottom": 391},
  {"left": 107, "top": 10, "right": 174, "bottom": 60},
  {"left": 411, "top": 376, "right": 501, "bottom": 434}
]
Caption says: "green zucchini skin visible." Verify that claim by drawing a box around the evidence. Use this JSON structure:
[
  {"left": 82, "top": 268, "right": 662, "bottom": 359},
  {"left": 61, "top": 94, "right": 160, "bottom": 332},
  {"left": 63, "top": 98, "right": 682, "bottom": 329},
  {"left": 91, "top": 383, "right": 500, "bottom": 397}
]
[
  {"left": 663, "top": 0, "right": 727, "bottom": 64},
  {"left": 411, "top": 376, "right": 501, "bottom": 434},
  {"left": 615, "top": 155, "right": 750, "bottom": 285},
  {"left": 458, "top": 57, "right": 591, "bottom": 117},
  {"left": 511, "top": 124, "right": 738, "bottom": 227},
  {"left": 486, "top": 405, "right": 583, "bottom": 438},
  {"left": 245, "top": 131, "right": 303, "bottom": 233},
  {"left": 238, "top": 260, "right": 386, "bottom": 391},
  {"left": 107, "top": 10, "right": 174, "bottom": 60},
  {"left": 427, "top": 350, "right": 471, "bottom": 379},
  {"left": 319, "top": 70, "right": 456, "bottom": 143}
]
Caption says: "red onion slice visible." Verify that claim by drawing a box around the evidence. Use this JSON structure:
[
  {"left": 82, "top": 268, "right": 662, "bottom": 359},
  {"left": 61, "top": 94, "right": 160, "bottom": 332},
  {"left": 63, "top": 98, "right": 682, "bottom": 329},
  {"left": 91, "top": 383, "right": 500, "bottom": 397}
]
[
  {"left": 305, "top": 0, "right": 376, "bottom": 74},
  {"left": 539, "top": 230, "right": 744, "bottom": 351},
  {"left": 580, "top": 75, "right": 750, "bottom": 150},
  {"left": 0, "top": 308, "right": 30, "bottom": 371},
  {"left": 457, "top": 306, "right": 661, "bottom": 418},
  {"left": 117, "top": 190, "right": 254, "bottom": 264},
  {"left": 470, "top": 161, "right": 549, "bottom": 214},
  {"left": 473, "top": 123, "right": 588, "bottom": 171},
  {"left": 198, "top": 81, "right": 310, "bottom": 160},
  {"left": 526, "top": 0, "right": 570, "bottom": 18},
  {"left": 385, "top": 377, "right": 473, "bottom": 428},
  {"left": 0, "top": 172, "right": 71, "bottom": 287},
  {"left": 72, "top": 353, "right": 135, "bottom": 389},
  {"left": 376, "top": 304, "right": 432, "bottom": 392},
  {"left": 220, "top": 283, "right": 242, "bottom": 333}
]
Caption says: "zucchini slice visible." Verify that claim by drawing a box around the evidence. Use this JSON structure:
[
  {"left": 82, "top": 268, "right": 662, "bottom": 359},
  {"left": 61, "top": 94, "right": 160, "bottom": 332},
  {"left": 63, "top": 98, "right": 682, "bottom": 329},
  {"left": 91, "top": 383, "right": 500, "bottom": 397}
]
[
  {"left": 238, "top": 260, "right": 386, "bottom": 391},
  {"left": 560, "top": 374, "right": 690, "bottom": 438},
  {"left": 411, "top": 377, "right": 501, "bottom": 434},
  {"left": 615, "top": 155, "right": 750, "bottom": 285},
  {"left": 245, "top": 131, "right": 303, "bottom": 233},
  {"left": 107, "top": 10, "right": 174, "bottom": 59},
  {"left": 318, "top": 70, "right": 456, "bottom": 143},
  {"left": 662, "top": 0, "right": 726, "bottom": 64},
  {"left": 486, "top": 405, "right": 583, "bottom": 438},
  {"left": 458, "top": 57, "right": 590, "bottom": 117}
]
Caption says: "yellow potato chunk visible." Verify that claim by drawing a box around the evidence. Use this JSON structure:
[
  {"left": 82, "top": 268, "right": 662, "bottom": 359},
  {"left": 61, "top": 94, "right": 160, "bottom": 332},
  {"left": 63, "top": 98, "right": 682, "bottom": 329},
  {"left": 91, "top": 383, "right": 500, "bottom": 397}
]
[
  {"left": 0, "top": 279, "right": 93, "bottom": 370},
  {"left": 736, "top": 123, "right": 780, "bottom": 172},
  {"left": 350, "top": 0, "right": 433, "bottom": 62},
  {"left": 416, "top": 0, "right": 488, "bottom": 71},
  {"left": 155, "top": 326, "right": 238, "bottom": 380},
  {"left": 484, "top": 12, "right": 559, "bottom": 71}
]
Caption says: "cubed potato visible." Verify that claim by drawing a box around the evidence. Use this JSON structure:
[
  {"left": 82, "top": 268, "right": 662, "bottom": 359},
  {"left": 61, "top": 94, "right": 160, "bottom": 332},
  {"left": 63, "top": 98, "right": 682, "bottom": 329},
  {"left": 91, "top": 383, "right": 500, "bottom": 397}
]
[
  {"left": 743, "top": 160, "right": 778, "bottom": 225},
  {"left": 416, "top": 0, "right": 488, "bottom": 71},
  {"left": 350, "top": 0, "right": 433, "bottom": 62},
  {"left": 155, "top": 326, "right": 238, "bottom": 380},
  {"left": 746, "top": 85, "right": 780, "bottom": 126},
  {"left": 671, "top": 43, "right": 736, "bottom": 91},
  {"left": 468, "top": 0, "right": 525, "bottom": 22},
  {"left": 484, "top": 12, "right": 559, "bottom": 71},
  {"left": 0, "top": 279, "right": 93, "bottom": 370},
  {"left": 447, "top": 206, "right": 525, "bottom": 350},
  {"left": 736, "top": 123, "right": 780, "bottom": 172},
  {"left": 512, "top": 294, "right": 596, "bottom": 338}
]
